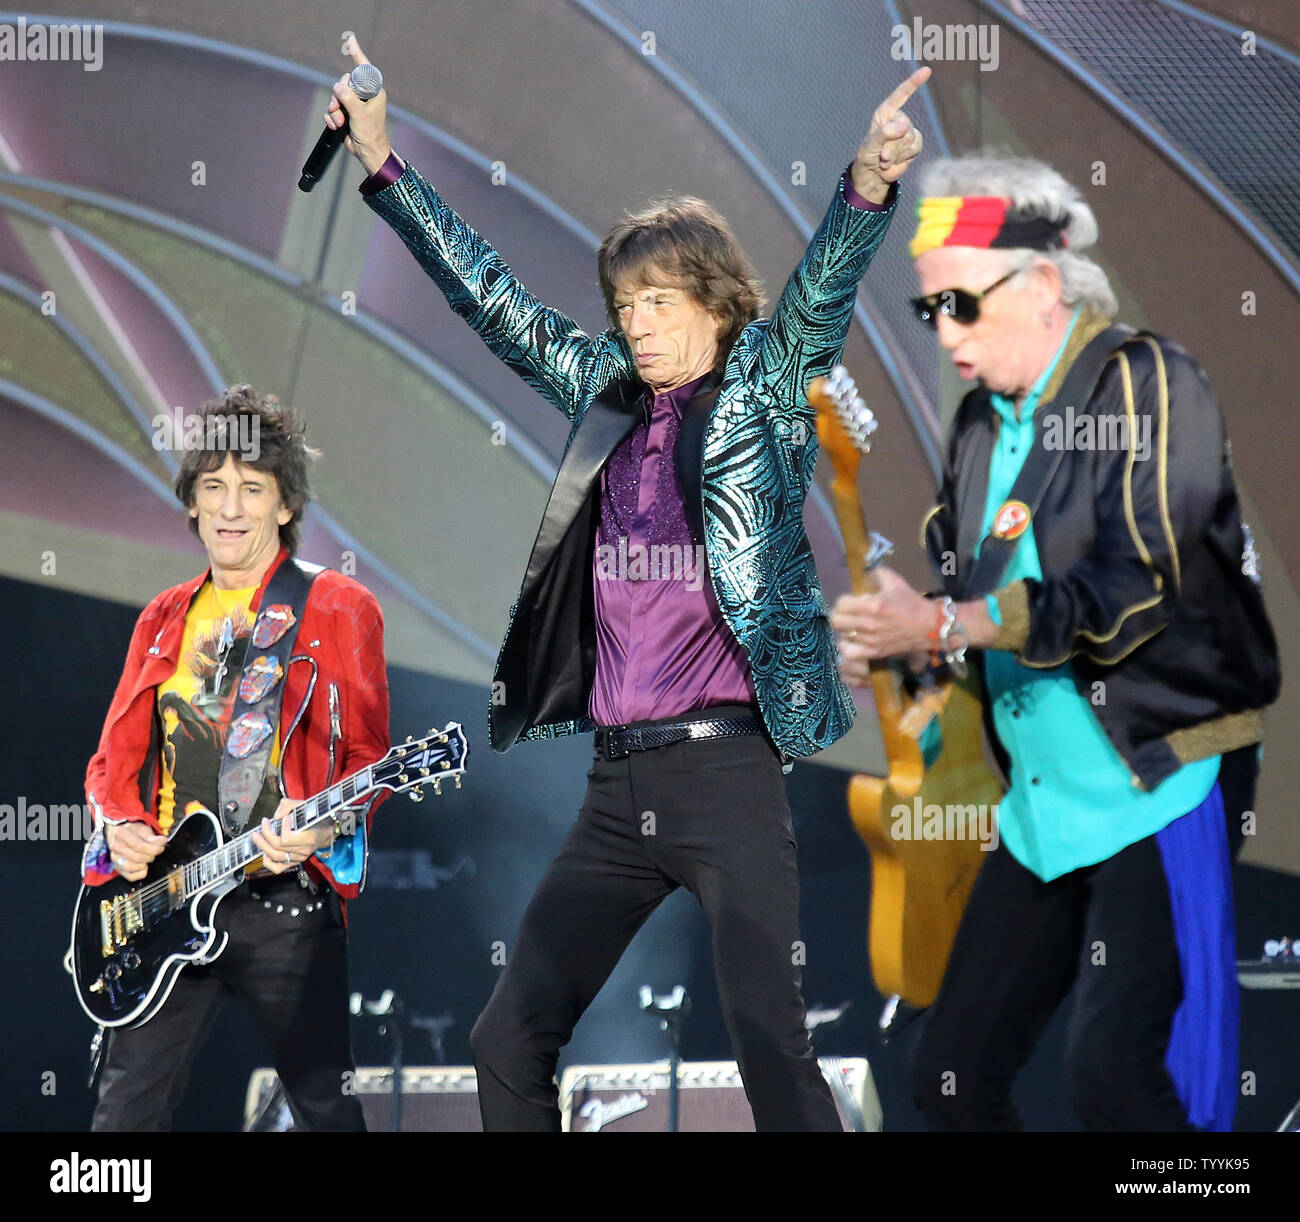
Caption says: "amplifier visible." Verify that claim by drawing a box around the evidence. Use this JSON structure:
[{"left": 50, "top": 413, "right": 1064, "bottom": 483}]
[
  {"left": 560, "top": 1057, "right": 882, "bottom": 1132},
  {"left": 245, "top": 1056, "right": 882, "bottom": 1132},
  {"left": 243, "top": 1066, "right": 482, "bottom": 1132}
]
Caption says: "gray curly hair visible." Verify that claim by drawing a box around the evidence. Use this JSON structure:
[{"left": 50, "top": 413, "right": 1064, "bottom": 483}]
[{"left": 919, "top": 154, "right": 1118, "bottom": 319}]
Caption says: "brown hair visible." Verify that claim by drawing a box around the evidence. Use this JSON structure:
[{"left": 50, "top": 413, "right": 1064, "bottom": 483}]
[
  {"left": 174, "top": 385, "right": 318, "bottom": 554},
  {"left": 597, "top": 197, "right": 766, "bottom": 368}
]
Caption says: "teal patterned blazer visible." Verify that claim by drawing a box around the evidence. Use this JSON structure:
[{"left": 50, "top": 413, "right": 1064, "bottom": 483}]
[{"left": 365, "top": 164, "right": 897, "bottom": 758}]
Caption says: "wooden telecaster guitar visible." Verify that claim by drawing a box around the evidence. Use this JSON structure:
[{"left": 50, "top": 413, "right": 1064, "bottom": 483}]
[
  {"left": 810, "top": 369, "right": 1003, "bottom": 1008},
  {"left": 69, "top": 724, "right": 468, "bottom": 1028}
]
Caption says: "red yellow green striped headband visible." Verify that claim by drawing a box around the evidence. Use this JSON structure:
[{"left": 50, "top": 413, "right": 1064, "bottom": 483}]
[{"left": 910, "top": 196, "right": 1069, "bottom": 258}]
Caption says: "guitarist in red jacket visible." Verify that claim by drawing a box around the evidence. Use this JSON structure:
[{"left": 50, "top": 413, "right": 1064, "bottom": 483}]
[{"left": 81, "top": 386, "right": 390, "bottom": 1131}]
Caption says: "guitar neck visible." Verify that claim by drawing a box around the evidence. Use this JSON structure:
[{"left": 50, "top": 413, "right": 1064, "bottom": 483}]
[
  {"left": 829, "top": 475, "right": 881, "bottom": 599},
  {"left": 183, "top": 765, "right": 376, "bottom": 897},
  {"left": 824, "top": 449, "right": 917, "bottom": 739}
]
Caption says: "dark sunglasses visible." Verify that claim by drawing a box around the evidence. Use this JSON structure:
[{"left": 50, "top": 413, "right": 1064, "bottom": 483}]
[{"left": 910, "top": 269, "right": 1019, "bottom": 329}]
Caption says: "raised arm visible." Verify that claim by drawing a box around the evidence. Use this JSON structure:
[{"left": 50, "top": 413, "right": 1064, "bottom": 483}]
[
  {"left": 327, "top": 38, "right": 629, "bottom": 420},
  {"left": 757, "top": 68, "right": 929, "bottom": 410}
]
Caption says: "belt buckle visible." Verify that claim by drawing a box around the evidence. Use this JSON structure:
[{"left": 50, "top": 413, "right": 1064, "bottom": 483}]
[{"left": 602, "top": 725, "right": 630, "bottom": 761}]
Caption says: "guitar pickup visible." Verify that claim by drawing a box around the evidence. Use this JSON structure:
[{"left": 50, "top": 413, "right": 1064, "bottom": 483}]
[
  {"left": 123, "top": 893, "right": 144, "bottom": 936},
  {"left": 167, "top": 867, "right": 185, "bottom": 911},
  {"left": 102, "top": 893, "right": 144, "bottom": 955}
]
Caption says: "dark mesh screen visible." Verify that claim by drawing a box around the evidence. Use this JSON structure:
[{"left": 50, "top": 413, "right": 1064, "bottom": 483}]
[{"left": 1020, "top": 0, "right": 1300, "bottom": 264}]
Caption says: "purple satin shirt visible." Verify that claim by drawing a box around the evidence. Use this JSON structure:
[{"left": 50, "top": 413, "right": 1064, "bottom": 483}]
[
  {"left": 589, "top": 374, "right": 756, "bottom": 726},
  {"left": 585, "top": 176, "right": 889, "bottom": 727}
]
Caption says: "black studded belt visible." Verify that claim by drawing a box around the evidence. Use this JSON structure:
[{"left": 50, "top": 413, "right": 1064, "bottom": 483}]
[{"left": 594, "top": 714, "right": 763, "bottom": 761}]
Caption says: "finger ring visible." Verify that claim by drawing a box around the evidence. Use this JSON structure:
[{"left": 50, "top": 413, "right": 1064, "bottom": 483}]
[{"left": 284, "top": 851, "right": 292, "bottom": 864}]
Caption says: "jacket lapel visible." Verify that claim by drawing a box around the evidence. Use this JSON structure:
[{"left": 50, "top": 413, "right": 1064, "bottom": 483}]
[
  {"left": 954, "top": 388, "right": 995, "bottom": 584},
  {"left": 522, "top": 378, "right": 643, "bottom": 591},
  {"left": 673, "top": 372, "right": 723, "bottom": 545}
]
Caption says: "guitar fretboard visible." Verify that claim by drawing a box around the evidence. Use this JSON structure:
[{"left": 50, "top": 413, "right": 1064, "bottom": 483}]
[{"left": 181, "top": 768, "right": 375, "bottom": 896}]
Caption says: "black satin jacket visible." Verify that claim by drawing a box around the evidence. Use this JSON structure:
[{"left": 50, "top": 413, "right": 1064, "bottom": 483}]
[{"left": 924, "top": 323, "right": 1280, "bottom": 791}]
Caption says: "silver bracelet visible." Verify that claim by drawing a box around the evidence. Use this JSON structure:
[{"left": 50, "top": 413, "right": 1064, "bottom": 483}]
[{"left": 936, "top": 596, "right": 970, "bottom": 677}]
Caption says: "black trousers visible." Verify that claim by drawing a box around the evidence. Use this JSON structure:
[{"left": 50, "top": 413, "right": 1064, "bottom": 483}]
[
  {"left": 470, "top": 710, "right": 841, "bottom": 1132},
  {"left": 92, "top": 872, "right": 365, "bottom": 1132},
  {"left": 912, "top": 746, "right": 1257, "bottom": 1131}
]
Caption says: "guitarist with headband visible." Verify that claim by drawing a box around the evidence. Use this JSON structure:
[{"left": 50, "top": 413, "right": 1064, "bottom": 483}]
[
  {"left": 80, "top": 386, "right": 390, "bottom": 1131},
  {"left": 832, "top": 155, "right": 1279, "bottom": 1132}
]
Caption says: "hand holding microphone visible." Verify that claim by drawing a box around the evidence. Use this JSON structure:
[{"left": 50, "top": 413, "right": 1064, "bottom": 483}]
[{"left": 301, "top": 34, "right": 394, "bottom": 189}]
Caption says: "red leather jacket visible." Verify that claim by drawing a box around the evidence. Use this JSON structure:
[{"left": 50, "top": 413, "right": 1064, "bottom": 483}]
[{"left": 83, "top": 548, "right": 390, "bottom": 899}]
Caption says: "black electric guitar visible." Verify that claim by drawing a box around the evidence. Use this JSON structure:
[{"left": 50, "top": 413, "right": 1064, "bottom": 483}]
[{"left": 69, "top": 724, "right": 468, "bottom": 1028}]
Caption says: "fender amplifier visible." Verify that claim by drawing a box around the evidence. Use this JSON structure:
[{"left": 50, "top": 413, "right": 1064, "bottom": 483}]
[
  {"left": 559, "top": 1057, "right": 882, "bottom": 1132},
  {"left": 245, "top": 1057, "right": 882, "bottom": 1131}
]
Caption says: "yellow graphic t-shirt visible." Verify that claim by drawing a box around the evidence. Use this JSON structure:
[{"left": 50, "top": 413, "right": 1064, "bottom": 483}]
[{"left": 156, "top": 581, "right": 282, "bottom": 831}]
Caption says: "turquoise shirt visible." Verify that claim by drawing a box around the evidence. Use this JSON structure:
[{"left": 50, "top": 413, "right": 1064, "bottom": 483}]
[{"left": 979, "top": 310, "right": 1218, "bottom": 881}]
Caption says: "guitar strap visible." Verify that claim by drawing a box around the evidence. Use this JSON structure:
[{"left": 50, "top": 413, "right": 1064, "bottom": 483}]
[
  {"left": 962, "top": 324, "right": 1134, "bottom": 599},
  {"left": 217, "top": 558, "right": 320, "bottom": 836}
]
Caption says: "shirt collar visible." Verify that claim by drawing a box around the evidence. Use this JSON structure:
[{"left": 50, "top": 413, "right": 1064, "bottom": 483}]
[
  {"left": 989, "top": 306, "right": 1082, "bottom": 427},
  {"left": 643, "top": 372, "right": 711, "bottom": 419}
]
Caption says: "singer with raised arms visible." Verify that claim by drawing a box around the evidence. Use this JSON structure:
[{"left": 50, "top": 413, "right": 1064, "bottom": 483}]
[{"left": 326, "top": 38, "right": 928, "bottom": 1131}]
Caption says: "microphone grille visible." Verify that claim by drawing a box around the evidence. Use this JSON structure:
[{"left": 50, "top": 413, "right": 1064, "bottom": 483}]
[{"left": 349, "top": 63, "right": 384, "bottom": 101}]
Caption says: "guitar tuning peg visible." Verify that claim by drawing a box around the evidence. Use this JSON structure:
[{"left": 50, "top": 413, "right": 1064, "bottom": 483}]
[
  {"left": 453, "top": 775, "right": 462, "bottom": 788},
  {"left": 408, "top": 787, "right": 424, "bottom": 803},
  {"left": 405, "top": 735, "right": 413, "bottom": 743},
  {"left": 433, "top": 779, "right": 442, "bottom": 795},
  {"left": 420, "top": 766, "right": 430, "bottom": 776}
]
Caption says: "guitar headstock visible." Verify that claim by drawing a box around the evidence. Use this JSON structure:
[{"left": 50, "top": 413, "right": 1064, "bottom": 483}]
[
  {"left": 373, "top": 722, "right": 469, "bottom": 802},
  {"left": 809, "top": 366, "right": 878, "bottom": 470}
]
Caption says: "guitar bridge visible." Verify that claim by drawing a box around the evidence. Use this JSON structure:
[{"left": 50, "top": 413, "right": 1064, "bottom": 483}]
[{"left": 100, "top": 891, "right": 145, "bottom": 956}]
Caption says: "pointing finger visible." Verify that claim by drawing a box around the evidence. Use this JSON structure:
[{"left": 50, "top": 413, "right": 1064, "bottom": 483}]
[
  {"left": 878, "top": 65, "right": 931, "bottom": 120},
  {"left": 344, "top": 34, "right": 371, "bottom": 66}
]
